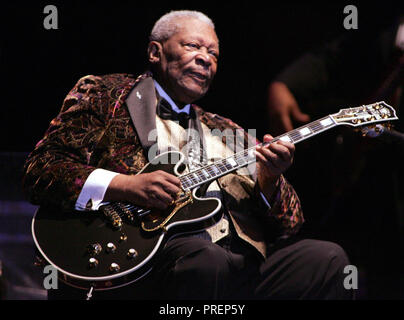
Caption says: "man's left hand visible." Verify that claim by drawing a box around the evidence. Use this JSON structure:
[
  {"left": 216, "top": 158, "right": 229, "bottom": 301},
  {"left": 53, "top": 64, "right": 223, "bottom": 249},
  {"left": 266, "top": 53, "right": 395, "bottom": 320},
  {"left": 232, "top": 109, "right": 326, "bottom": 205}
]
[{"left": 255, "top": 134, "right": 295, "bottom": 200}]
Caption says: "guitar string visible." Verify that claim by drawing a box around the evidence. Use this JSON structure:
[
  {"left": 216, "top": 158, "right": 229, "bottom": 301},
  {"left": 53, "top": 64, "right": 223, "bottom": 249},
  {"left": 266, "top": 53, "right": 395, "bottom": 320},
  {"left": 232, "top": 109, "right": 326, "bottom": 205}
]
[
  {"left": 179, "top": 116, "right": 337, "bottom": 188},
  {"left": 179, "top": 104, "right": 392, "bottom": 189}
]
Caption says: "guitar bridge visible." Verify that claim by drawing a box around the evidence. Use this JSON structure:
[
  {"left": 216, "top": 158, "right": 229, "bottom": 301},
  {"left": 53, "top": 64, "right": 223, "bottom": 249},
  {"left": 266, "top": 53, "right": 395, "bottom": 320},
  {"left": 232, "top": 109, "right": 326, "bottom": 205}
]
[
  {"left": 141, "top": 191, "right": 193, "bottom": 233},
  {"left": 100, "top": 205, "right": 123, "bottom": 229}
]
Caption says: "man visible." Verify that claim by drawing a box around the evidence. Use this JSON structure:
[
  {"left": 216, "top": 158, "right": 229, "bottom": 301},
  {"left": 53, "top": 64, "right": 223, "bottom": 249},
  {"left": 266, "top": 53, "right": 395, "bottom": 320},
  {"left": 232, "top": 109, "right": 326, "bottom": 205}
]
[
  {"left": 266, "top": 16, "right": 403, "bottom": 299},
  {"left": 23, "top": 10, "right": 351, "bottom": 299}
]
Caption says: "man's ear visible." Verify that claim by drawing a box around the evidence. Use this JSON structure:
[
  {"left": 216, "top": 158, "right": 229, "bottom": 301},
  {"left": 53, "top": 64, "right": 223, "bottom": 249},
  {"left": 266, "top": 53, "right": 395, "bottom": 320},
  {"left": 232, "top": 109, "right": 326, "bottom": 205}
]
[{"left": 147, "top": 41, "right": 163, "bottom": 64}]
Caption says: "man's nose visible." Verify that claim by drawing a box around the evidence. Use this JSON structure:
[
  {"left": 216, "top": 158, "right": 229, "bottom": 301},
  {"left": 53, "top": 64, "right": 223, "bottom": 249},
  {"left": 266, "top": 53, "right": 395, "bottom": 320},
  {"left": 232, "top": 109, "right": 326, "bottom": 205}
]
[{"left": 195, "top": 50, "right": 212, "bottom": 68}]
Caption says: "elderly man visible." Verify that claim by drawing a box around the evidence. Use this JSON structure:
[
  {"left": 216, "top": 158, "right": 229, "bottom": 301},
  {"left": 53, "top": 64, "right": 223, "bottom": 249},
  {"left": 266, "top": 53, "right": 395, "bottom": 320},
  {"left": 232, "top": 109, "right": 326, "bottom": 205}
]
[{"left": 23, "top": 10, "right": 351, "bottom": 300}]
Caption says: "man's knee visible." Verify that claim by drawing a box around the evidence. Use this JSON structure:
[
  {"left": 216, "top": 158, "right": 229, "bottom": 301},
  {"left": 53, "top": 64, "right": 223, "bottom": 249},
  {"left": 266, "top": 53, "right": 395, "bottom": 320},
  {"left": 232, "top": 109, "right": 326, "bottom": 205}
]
[
  {"left": 260, "top": 239, "right": 352, "bottom": 299},
  {"left": 298, "top": 239, "right": 352, "bottom": 299},
  {"left": 173, "top": 241, "right": 231, "bottom": 278},
  {"left": 158, "top": 238, "right": 232, "bottom": 299},
  {"left": 304, "top": 240, "right": 350, "bottom": 269}
]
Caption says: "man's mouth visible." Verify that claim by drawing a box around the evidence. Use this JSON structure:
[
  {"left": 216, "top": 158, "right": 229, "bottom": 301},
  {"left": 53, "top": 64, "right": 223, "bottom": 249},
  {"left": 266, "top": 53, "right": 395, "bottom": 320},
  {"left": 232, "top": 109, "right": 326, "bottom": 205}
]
[{"left": 188, "top": 71, "right": 209, "bottom": 82}]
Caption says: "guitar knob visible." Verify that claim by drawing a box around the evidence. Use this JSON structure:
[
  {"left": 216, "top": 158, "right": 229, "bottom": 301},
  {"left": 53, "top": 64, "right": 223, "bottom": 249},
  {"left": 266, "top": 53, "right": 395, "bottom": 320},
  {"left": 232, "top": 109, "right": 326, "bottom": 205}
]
[
  {"left": 127, "top": 248, "right": 138, "bottom": 259},
  {"left": 106, "top": 242, "right": 116, "bottom": 253},
  {"left": 109, "top": 263, "right": 120, "bottom": 273},
  {"left": 88, "top": 243, "right": 102, "bottom": 255},
  {"left": 88, "top": 258, "right": 99, "bottom": 268}
]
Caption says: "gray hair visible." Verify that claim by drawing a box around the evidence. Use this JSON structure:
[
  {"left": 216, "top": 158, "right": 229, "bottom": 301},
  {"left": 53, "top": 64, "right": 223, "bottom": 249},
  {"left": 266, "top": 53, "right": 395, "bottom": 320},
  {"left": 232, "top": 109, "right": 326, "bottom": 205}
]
[{"left": 149, "top": 10, "right": 215, "bottom": 42}]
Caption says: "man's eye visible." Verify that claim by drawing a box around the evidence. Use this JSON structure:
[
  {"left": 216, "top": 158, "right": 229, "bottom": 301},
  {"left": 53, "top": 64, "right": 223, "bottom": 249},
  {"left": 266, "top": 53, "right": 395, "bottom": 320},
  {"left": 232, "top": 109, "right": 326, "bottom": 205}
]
[
  {"left": 187, "top": 43, "right": 199, "bottom": 49},
  {"left": 209, "top": 51, "right": 218, "bottom": 58}
]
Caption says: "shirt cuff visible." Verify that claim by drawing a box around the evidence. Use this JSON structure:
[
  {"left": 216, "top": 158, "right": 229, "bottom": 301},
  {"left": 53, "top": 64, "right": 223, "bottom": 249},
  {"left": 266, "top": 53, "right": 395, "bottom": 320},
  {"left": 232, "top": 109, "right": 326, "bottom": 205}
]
[{"left": 75, "top": 168, "right": 120, "bottom": 211}]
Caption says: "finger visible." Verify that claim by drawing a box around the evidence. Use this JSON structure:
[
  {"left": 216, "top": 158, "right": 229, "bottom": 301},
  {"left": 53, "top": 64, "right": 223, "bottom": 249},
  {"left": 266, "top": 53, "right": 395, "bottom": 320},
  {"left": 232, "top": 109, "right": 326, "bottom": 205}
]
[
  {"left": 276, "top": 139, "right": 295, "bottom": 152},
  {"left": 152, "top": 190, "right": 174, "bottom": 209},
  {"left": 291, "top": 105, "right": 310, "bottom": 123},
  {"left": 280, "top": 113, "right": 294, "bottom": 132},
  {"left": 263, "top": 134, "right": 274, "bottom": 143},
  {"left": 261, "top": 134, "right": 295, "bottom": 158},
  {"left": 254, "top": 150, "right": 282, "bottom": 176},
  {"left": 267, "top": 142, "right": 294, "bottom": 162},
  {"left": 260, "top": 136, "right": 294, "bottom": 161},
  {"left": 256, "top": 147, "right": 284, "bottom": 170},
  {"left": 161, "top": 181, "right": 182, "bottom": 198},
  {"left": 157, "top": 188, "right": 176, "bottom": 204},
  {"left": 153, "top": 199, "right": 169, "bottom": 210},
  {"left": 158, "top": 170, "right": 182, "bottom": 187}
]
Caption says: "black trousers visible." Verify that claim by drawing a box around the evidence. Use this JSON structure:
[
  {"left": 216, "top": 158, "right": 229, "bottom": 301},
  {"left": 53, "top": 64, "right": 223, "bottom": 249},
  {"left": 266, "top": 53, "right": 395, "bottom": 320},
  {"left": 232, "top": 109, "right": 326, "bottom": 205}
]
[{"left": 48, "top": 234, "right": 353, "bottom": 300}]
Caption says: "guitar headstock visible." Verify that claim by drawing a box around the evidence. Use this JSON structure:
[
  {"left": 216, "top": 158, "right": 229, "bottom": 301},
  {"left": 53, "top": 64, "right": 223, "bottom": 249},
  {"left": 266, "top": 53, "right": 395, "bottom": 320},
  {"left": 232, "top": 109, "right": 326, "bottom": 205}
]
[{"left": 331, "top": 101, "right": 398, "bottom": 128}]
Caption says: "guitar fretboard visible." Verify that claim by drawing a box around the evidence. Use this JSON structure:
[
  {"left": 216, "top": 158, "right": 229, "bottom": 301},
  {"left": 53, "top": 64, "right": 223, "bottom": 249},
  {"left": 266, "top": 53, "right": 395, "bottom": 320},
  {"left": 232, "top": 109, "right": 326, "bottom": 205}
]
[{"left": 179, "top": 115, "right": 337, "bottom": 190}]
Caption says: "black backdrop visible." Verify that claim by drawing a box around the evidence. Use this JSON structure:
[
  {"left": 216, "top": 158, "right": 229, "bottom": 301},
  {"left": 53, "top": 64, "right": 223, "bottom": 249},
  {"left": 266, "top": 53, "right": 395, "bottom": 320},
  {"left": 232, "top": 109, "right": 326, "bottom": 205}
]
[
  {"left": 1, "top": 0, "right": 403, "bottom": 299},
  {"left": 1, "top": 1, "right": 400, "bottom": 151}
]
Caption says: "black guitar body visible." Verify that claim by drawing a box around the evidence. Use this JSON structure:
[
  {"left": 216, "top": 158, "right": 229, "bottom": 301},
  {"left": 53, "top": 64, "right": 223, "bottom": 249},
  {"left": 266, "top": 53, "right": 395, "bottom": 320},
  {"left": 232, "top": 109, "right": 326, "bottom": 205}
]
[
  {"left": 32, "top": 102, "right": 398, "bottom": 292},
  {"left": 32, "top": 151, "right": 223, "bottom": 291}
]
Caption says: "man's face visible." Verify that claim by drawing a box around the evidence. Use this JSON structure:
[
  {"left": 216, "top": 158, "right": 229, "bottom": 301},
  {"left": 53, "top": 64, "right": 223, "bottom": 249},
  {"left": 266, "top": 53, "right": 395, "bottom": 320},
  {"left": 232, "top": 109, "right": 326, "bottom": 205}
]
[{"left": 150, "top": 18, "right": 219, "bottom": 105}]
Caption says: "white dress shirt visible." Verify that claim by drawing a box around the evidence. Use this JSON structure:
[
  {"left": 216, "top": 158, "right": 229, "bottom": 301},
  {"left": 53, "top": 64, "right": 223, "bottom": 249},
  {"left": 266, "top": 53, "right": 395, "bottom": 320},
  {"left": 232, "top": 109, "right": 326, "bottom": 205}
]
[{"left": 75, "top": 80, "right": 271, "bottom": 211}]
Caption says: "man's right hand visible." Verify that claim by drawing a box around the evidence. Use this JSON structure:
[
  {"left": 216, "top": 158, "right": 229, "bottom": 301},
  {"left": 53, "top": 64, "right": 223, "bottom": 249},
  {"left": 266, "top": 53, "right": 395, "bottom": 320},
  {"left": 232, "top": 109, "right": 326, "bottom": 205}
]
[
  {"left": 267, "top": 81, "right": 310, "bottom": 135},
  {"left": 104, "top": 171, "right": 182, "bottom": 210}
]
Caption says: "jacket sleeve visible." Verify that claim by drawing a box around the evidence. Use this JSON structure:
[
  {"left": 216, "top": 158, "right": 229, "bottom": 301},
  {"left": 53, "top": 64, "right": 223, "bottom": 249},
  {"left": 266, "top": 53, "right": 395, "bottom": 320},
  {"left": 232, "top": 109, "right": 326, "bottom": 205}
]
[
  {"left": 252, "top": 175, "right": 304, "bottom": 236},
  {"left": 22, "top": 75, "right": 111, "bottom": 211},
  {"left": 240, "top": 125, "right": 304, "bottom": 236}
]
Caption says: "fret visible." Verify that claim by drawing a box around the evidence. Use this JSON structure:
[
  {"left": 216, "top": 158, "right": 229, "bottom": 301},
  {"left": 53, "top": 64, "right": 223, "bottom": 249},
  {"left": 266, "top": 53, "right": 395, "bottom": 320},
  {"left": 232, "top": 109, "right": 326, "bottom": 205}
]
[
  {"left": 223, "top": 159, "right": 233, "bottom": 170},
  {"left": 180, "top": 176, "right": 191, "bottom": 186},
  {"left": 191, "top": 172, "right": 199, "bottom": 182},
  {"left": 195, "top": 170, "right": 207, "bottom": 182},
  {"left": 279, "top": 135, "right": 292, "bottom": 143},
  {"left": 227, "top": 157, "right": 238, "bottom": 167},
  {"left": 308, "top": 121, "right": 323, "bottom": 132},
  {"left": 320, "top": 117, "right": 334, "bottom": 127},
  {"left": 179, "top": 114, "right": 341, "bottom": 190},
  {"left": 210, "top": 164, "right": 221, "bottom": 175},
  {"left": 217, "top": 162, "right": 227, "bottom": 173},
  {"left": 298, "top": 127, "right": 311, "bottom": 136},
  {"left": 200, "top": 169, "right": 211, "bottom": 179},
  {"left": 234, "top": 154, "right": 247, "bottom": 166},
  {"left": 290, "top": 130, "right": 302, "bottom": 142}
]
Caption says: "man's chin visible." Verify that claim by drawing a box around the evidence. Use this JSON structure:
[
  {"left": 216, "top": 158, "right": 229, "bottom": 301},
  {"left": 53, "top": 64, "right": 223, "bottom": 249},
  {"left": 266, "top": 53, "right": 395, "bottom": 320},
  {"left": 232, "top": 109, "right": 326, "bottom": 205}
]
[{"left": 180, "top": 86, "right": 209, "bottom": 104}]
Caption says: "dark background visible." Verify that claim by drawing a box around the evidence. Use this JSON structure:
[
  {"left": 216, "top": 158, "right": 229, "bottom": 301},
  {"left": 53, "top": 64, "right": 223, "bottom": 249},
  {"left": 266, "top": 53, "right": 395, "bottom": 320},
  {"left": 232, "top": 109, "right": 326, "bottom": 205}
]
[
  {"left": 0, "top": 0, "right": 402, "bottom": 299},
  {"left": 1, "top": 1, "right": 401, "bottom": 151}
]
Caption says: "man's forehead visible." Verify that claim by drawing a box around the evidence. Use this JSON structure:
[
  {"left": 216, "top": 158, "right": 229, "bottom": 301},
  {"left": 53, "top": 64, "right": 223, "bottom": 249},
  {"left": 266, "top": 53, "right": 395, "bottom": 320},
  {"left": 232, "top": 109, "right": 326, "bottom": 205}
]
[{"left": 173, "top": 18, "right": 219, "bottom": 46}]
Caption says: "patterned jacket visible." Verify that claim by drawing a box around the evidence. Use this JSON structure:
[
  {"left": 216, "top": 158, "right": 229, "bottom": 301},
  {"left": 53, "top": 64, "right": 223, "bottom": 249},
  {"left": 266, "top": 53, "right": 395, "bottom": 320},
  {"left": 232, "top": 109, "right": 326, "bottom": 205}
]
[{"left": 22, "top": 72, "right": 304, "bottom": 258}]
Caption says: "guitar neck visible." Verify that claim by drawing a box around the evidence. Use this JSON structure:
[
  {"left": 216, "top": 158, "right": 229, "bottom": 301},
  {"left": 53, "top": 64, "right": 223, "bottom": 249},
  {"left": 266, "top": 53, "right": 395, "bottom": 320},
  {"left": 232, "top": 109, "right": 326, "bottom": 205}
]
[{"left": 179, "top": 115, "right": 338, "bottom": 190}]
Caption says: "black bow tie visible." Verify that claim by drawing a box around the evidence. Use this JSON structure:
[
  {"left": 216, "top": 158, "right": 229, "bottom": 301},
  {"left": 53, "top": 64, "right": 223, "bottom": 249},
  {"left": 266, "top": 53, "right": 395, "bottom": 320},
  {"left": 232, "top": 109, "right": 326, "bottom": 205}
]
[{"left": 156, "top": 98, "right": 194, "bottom": 128}]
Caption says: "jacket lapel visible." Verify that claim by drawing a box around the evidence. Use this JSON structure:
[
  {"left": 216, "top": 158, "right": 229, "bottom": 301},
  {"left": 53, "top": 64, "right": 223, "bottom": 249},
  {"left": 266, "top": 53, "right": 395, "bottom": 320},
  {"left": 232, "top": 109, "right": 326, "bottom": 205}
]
[{"left": 125, "top": 76, "right": 158, "bottom": 154}]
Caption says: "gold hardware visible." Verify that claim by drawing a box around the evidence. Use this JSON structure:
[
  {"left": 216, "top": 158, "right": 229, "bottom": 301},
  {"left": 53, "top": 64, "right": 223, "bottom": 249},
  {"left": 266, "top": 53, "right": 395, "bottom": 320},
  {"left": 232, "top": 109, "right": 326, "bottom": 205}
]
[
  {"left": 141, "top": 191, "right": 193, "bottom": 232},
  {"left": 119, "top": 233, "right": 127, "bottom": 242}
]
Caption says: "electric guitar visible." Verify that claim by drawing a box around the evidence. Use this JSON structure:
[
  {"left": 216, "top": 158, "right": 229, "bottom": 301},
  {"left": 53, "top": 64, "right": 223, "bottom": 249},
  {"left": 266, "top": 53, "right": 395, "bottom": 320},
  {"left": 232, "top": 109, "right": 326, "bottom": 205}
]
[{"left": 32, "top": 101, "right": 398, "bottom": 292}]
